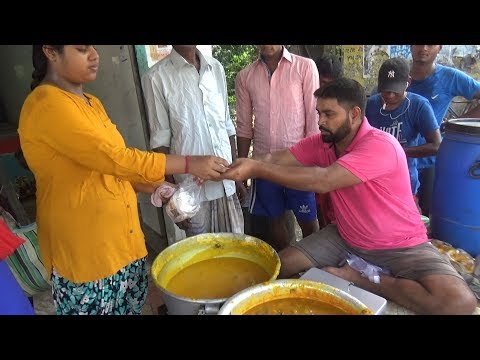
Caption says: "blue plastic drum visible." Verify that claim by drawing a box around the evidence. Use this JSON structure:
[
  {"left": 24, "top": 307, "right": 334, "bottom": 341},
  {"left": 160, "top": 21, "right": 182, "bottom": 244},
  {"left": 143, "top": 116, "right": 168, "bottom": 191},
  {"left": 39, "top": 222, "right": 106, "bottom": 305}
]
[{"left": 431, "top": 118, "right": 480, "bottom": 256}]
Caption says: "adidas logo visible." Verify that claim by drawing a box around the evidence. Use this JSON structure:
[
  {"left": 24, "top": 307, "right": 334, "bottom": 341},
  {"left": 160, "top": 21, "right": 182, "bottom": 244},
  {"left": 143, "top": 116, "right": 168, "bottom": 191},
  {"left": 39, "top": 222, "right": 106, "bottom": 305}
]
[{"left": 299, "top": 205, "right": 310, "bottom": 214}]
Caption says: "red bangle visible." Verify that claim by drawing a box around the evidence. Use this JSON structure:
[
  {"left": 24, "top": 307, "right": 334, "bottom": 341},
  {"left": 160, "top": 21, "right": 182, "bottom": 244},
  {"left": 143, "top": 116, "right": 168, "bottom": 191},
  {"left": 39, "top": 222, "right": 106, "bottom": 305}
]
[{"left": 185, "top": 155, "right": 190, "bottom": 174}]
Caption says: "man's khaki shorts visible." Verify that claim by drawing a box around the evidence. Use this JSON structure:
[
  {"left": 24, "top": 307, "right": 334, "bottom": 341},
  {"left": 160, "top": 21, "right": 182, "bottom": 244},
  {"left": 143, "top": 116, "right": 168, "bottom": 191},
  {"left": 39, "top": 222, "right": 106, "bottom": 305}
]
[{"left": 293, "top": 224, "right": 463, "bottom": 281}]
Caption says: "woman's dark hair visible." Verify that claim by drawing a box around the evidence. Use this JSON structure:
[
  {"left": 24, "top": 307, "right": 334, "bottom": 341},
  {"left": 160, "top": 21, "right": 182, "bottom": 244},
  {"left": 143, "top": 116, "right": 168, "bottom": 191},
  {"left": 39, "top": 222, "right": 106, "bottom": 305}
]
[{"left": 31, "top": 45, "right": 64, "bottom": 90}]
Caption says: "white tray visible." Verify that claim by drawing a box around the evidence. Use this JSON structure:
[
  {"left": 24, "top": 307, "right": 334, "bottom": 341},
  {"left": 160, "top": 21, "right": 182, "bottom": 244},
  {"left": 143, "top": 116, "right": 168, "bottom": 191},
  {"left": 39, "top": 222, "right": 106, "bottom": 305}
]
[{"left": 300, "top": 267, "right": 387, "bottom": 315}]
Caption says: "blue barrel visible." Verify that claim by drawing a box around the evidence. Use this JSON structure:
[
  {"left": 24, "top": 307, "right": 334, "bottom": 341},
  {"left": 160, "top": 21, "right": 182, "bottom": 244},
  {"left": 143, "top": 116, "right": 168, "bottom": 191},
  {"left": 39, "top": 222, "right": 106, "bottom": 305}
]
[
  {"left": 0, "top": 260, "right": 35, "bottom": 315},
  {"left": 431, "top": 118, "right": 480, "bottom": 256}
]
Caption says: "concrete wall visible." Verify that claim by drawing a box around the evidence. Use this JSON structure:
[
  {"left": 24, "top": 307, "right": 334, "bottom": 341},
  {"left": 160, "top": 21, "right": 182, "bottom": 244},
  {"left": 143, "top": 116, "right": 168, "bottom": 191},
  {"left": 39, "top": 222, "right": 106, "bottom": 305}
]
[{"left": 0, "top": 45, "right": 32, "bottom": 125}]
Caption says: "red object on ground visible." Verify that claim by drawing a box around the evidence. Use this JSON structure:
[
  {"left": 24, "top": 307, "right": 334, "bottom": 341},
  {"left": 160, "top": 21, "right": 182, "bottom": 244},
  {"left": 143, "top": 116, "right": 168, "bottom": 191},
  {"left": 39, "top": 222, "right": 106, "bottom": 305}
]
[
  {"left": 0, "top": 136, "right": 20, "bottom": 154},
  {"left": 0, "top": 218, "right": 24, "bottom": 260}
]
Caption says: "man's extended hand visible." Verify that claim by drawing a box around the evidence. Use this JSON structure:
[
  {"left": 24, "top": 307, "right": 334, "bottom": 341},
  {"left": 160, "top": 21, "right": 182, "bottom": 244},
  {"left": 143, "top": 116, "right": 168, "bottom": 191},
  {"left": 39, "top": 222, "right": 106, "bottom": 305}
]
[{"left": 222, "top": 158, "right": 258, "bottom": 182}]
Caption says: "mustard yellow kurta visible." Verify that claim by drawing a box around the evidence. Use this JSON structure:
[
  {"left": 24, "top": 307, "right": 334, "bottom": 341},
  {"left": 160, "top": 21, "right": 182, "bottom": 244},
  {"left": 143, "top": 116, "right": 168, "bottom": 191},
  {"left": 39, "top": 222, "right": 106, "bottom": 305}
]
[{"left": 18, "top": 84, "right": 166, "bottom": 283}]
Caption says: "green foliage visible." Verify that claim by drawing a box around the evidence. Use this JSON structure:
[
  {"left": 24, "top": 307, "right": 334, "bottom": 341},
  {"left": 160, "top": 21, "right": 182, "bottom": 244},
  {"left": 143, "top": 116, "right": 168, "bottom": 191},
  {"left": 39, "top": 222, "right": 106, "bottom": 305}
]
[{"left": 212, "top": 45, "right": 258, "bottom": 117}]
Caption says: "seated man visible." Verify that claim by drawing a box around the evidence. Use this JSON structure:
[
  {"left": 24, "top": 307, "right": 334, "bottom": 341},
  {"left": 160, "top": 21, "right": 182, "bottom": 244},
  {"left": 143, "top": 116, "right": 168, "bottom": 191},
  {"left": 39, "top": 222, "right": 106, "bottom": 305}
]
[{"left": 221, "top": 78, "right": 477, "bottom": 315}]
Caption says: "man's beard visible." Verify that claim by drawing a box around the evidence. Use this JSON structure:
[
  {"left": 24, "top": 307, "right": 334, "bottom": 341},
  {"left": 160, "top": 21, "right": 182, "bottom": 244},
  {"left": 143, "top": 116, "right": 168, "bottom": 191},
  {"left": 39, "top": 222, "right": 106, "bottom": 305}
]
[{"left": 320, "top": 118, "right": 351, "bottom": 144}]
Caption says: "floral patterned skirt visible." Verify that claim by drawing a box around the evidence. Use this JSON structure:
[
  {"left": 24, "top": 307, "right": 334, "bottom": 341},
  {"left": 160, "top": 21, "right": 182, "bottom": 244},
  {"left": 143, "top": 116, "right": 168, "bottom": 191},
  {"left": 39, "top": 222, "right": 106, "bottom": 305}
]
[{"left": 51, "top": 257, "right": 147, "bottom": 315}]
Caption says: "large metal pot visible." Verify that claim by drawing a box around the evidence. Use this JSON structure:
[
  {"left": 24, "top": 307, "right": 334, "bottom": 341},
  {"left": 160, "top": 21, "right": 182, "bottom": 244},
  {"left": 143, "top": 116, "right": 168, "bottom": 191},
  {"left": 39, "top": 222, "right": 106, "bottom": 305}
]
[
  {"left": 151, "top": 233, "right": 280, "bottom": 315},
  {"left": 217, "top": 279, "right": 374, "bottom": 315}
]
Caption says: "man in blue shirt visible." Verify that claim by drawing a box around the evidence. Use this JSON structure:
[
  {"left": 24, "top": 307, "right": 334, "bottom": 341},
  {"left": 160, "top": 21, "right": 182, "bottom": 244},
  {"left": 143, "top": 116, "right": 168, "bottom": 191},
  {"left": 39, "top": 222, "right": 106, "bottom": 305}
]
[
  {"left": 408, "top": 45, "right": 480, "bottom": 216},
  {"left": 366, "top": 57, "right": 441, "bottom": 203}
]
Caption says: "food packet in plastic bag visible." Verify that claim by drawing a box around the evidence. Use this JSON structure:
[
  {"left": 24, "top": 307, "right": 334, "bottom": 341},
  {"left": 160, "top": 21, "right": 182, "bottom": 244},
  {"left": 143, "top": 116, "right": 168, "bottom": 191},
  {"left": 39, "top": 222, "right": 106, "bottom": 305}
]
[
  {"left": 343, "top": 253, "right": 390, "bottom": 284},
  {"left": 165, "top": 176, "right": 203, "bottom": 223},
  {"left": 150, "top": 182, "right": 178, "bottom": 208}
]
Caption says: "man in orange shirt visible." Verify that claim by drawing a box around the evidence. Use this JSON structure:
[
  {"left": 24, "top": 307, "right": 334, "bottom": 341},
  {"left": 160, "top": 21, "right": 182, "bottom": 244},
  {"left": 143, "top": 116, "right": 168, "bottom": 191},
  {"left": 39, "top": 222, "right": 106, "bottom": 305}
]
[{"left": 18, "top": 45, "right": 228, "bottom": 315}]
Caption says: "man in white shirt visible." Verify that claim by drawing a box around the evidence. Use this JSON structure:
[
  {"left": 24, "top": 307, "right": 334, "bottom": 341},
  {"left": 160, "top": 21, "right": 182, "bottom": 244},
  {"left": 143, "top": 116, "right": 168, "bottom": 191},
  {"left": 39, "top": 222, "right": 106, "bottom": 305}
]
[{"left": 141, "top": 45, "right": 245, "bottom": 236}]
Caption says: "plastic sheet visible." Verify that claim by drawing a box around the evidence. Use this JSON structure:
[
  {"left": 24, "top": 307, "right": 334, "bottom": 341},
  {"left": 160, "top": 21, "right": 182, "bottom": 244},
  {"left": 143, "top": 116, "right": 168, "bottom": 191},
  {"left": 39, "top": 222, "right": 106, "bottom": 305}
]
[
  {"left": 165, "top": 176, "right": 202, "bottom": 223},
  {"left": 150, "top": 182, "right": 177, "bottom": 208},
  {"left": 345, "top": 253, "right": 390, "bottom": 284}
]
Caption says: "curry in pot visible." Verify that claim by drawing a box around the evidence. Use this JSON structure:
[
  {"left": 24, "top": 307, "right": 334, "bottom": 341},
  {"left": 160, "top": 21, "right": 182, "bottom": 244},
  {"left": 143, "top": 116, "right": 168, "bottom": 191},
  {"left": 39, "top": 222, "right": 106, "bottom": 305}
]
[
  {"left": 166, "top": 257, "right": 270, "bottom": 299},
  {"left": 243, "top": 297, "right": 350, "bottom": 315}
]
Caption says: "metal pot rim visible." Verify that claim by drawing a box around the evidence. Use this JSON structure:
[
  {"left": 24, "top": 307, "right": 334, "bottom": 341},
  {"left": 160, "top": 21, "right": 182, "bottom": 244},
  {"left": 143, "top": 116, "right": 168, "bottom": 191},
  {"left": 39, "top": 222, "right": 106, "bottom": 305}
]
[
  {"left": 218, "top": 279, "right": 373, "bottom": 315},
  {"left": 152, "top": 232, "right": 281, "bottom": 304},
  {"left": 159, "top": 286, "right": 231, "bottom": 304}
]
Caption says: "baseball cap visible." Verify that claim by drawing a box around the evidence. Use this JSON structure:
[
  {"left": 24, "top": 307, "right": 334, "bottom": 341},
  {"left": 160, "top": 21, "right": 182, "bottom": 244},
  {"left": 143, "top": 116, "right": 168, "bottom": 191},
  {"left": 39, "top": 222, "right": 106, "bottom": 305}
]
[{"left": 377, "top": 57, "right": 410, "bottom": 93}]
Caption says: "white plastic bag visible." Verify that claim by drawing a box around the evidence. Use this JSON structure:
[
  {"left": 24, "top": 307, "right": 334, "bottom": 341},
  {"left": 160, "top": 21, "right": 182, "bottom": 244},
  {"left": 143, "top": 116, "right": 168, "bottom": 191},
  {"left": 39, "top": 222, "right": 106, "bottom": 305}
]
[
  {"left": 165, "top": 176, "right": 202, "bottom": 223},
  {"left": 345, "top": 253, "right": 390, "bottom": 284}
]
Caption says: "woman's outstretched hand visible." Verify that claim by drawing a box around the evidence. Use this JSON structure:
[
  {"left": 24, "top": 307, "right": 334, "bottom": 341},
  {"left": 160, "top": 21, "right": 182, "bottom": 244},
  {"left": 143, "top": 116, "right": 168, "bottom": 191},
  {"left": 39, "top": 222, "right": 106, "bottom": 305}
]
[{"left": 189, "top": 155, "right": 230, "bottom": 181}]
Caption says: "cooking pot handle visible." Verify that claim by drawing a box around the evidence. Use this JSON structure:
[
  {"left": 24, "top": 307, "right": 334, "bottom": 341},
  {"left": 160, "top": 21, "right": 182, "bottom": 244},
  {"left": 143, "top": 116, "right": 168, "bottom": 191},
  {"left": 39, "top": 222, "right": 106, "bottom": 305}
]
[
  {"left": 198, "top": 303, "right": 220, "bottom": 315},
  {"left": 469, "top": 160, "right": 480, "bottom": 179}
]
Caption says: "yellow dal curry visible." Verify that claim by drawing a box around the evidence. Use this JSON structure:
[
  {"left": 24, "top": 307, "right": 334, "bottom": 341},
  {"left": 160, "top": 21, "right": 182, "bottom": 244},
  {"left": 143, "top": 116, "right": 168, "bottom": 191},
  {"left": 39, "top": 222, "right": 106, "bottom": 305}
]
[
  {"left": 244, "top": 297, "right": 349, "bottom": 315},
  {"left": 165, "top": 257, "right": 270, "bottom": 299}
]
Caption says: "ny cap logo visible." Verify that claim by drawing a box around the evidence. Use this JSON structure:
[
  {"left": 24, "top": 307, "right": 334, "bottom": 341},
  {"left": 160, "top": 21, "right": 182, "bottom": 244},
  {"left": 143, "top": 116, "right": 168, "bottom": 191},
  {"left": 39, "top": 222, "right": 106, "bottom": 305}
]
[{"left": 388, "top": 70, "right": 395, "bottom": 78}]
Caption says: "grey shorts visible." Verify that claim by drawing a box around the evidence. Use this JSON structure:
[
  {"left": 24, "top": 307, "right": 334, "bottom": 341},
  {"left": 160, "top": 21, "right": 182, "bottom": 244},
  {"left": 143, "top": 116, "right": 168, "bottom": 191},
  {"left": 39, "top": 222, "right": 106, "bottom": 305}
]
[{"left": 293, "top": 224, "right": 463, "bottom": 281}]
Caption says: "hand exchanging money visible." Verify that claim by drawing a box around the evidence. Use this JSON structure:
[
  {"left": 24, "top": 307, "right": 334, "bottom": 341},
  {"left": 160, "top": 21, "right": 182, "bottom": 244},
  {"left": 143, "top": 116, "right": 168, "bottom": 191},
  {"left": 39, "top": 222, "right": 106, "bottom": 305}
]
[
  {"left": 189, "top": 155, "right": 230, "bottom": 181},
  {"left": 221, "top": 158, "right": 258, "bottom": 182}
]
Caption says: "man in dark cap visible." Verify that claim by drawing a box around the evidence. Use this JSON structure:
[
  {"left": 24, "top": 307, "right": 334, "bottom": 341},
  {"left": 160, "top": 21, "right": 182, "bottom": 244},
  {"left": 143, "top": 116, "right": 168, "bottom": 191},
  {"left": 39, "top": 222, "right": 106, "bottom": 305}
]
[{"left": 366, "top": 57, "right": 441, "bottom": 204}]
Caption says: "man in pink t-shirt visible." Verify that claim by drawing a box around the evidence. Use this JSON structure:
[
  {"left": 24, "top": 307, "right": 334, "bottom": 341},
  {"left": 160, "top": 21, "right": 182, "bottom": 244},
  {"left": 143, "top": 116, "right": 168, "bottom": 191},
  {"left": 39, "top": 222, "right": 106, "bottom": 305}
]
[{"left": 222, "top": 78, "right": 476, "bottom": 315}]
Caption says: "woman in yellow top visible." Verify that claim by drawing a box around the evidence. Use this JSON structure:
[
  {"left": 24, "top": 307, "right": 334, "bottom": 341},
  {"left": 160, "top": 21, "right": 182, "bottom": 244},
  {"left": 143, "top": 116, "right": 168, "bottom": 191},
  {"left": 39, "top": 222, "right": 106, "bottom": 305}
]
[{"left": 18, "top": 45, "right": 229, "bottom": 315}]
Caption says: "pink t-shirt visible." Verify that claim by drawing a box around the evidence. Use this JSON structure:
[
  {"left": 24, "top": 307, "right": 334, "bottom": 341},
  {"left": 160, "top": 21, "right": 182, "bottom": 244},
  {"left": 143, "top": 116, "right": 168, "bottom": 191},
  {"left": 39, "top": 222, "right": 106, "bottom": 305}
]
[{"left": 290, "top": 118, "right": 428, "bottom": 250}]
